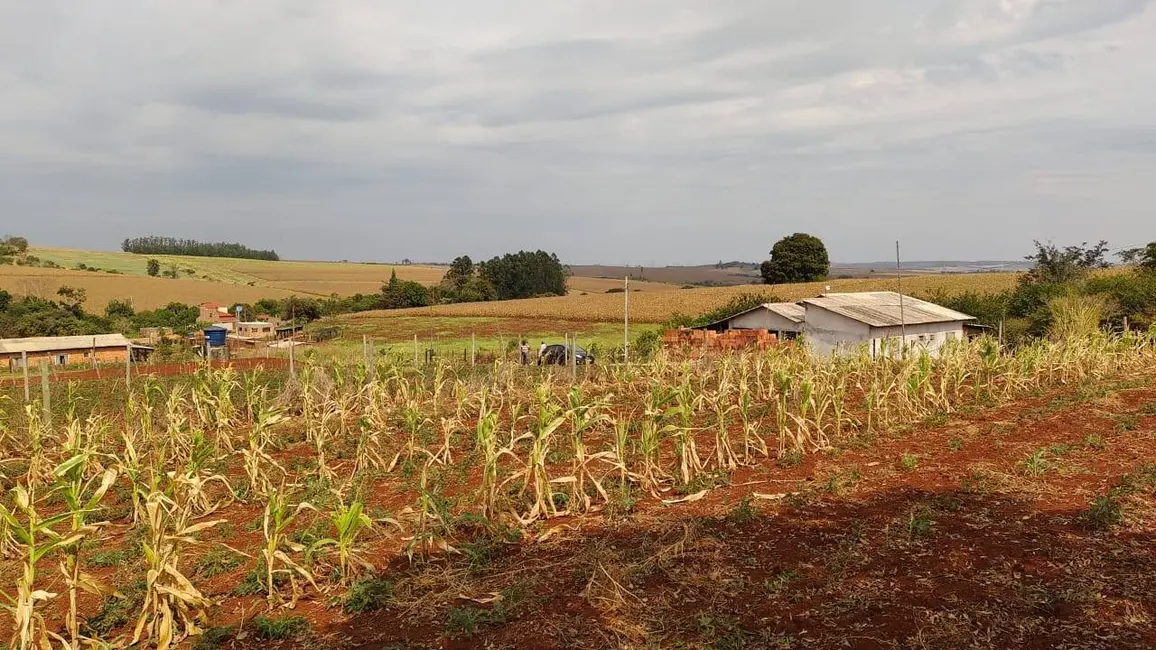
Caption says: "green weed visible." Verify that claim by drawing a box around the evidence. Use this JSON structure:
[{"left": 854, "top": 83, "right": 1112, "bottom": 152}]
[
  {"left": 252, "top": 615, "right": 309, "bottom": 640},
  {"left": 342, "top": 577, "right": 395, "bottom": 614}
]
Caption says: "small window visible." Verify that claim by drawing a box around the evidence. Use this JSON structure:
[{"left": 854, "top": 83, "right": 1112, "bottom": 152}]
[
  {"left": 56, "top": 354, "right": 67, "bottom": 365},
  {"left": 946, "top": 331, "right": 958, "bottom": 341}
]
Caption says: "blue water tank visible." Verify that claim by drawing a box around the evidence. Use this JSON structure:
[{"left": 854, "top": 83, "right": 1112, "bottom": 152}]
[{"left": 204, "top": 327, "right": 228, "bottom": 347}]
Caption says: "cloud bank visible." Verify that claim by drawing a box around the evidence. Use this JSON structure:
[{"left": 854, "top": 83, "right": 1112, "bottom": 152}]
[{"left": 2, "top": 0, "right": 1154, "bottom": 264}]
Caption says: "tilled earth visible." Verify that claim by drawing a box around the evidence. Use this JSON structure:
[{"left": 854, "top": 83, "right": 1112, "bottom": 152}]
[{"left": 227, "top": 374, "right": 1156, "bottom": 650}]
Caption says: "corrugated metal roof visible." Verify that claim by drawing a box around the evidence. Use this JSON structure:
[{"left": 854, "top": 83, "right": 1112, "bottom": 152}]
[
  {"left": 0, "top": 334, "right": 133, "bottom": 355},
  {"left": 700, "top": 301, "right": 806, "bottom": 328},
  {"left": 801, "top": 292, "right": 973, "bottom": 327},
  {"left": 763, "top": 302, "right": 806, "bottom": 324}
]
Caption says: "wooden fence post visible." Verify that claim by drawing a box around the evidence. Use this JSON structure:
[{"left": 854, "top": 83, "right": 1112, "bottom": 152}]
[
  {"left": 125, "top": 344, "right": 132, "bottom": 387},
  {"left": 40, "top": 361, "right": 50, "bottom": 425},
  {"left": 22, "top": 351, "right": 30, "bottom": 403}
]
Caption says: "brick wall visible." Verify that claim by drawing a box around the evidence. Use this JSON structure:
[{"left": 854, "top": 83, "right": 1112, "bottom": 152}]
[{"left": 662, "top": 328, "right": 778, "bottom": 356}]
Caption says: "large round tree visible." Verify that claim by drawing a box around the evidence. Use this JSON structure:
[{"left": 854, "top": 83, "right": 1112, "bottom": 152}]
[{"left": 760, "top": 233, "right": 830, "bottom": 284}]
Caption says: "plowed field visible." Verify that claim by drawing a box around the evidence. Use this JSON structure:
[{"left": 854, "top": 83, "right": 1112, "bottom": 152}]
[{"left": 7, "top": 372, "right": 1152, "bottom": 649}]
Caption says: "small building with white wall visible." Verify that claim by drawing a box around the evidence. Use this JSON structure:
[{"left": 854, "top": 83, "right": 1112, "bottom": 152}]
[
  {"left": 800, "top": 292, "right": 973, "bottom": 358},
  {"left": 702, "top": 302, "right": 806, "bottom": 340}
]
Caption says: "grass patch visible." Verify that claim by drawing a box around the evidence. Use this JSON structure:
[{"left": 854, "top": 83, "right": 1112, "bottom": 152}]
[
  {"left": 694, "top": 611, "right": 752, "bottom": 650},
  {"left": 604, "top": 483, "right": 638, "bottom": 520},
  {"left": 83, "top": 583, "right": 144, "bottom": 637},
  {"left": 822, "top": 469, "right": 861, "bottom": 495},
  {"left": 676, "top": 470, "right": 730, "bottom": 495},
  {"left": 726, "top": 496, "right": 757, "bottom": 525},
  {"left": 193, "top": 547, "right": 242, "bottom": 579},
  {"left": 342, "top": 577, "right": 395, "bottom": 614},
  {"left": 905, "top": 507, "right": 934, "bottom": 538},
  {"left": 252, "top": 615, "right": 309, "bottom": 640},
  {"left": 900, "top": 452, "right": 919, "bottom": 471},
  {"left": 777, "top": 449, "right": 804, "bottom": 468},
  {"left": 1082, "top": 463, "right": 1156, "bottom": 530},
  {"left": 88, "top": 548, "right": 133, "bottom": 568},
  {"left": 762, "top": 570, "right": 796, "bottom": 595},
  {"left": 193, "top": 626, "right": 235, "bottom": 650},
  {"left": 1115, "top": 414, "right": 1140, "bottom": 432},
  {"left": 444, "top": 584, "right": 534, "bottom": 639}
]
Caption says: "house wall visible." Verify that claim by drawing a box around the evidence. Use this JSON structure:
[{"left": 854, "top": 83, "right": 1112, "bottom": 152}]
[
  {"left": 236, "top": 323, "right": 275, "bottom": 338},
  {"left": 3, "top": 346, "right": 130, "bottom": 370},
  {"left": 727, "top": 309, "right": 803, "bottom": 334},
  {"left": 804, "top": 304, "right": 966, "bottom": 359},
  {"left": 869, "top": 322, "right": 964, "bottom": 358},
  {"left": 803, "top": 306, "right": 871, "bottom": 357}
]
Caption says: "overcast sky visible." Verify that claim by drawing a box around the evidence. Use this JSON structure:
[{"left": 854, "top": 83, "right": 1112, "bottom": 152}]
[{"left": 2, "top": 1, "right": 1154, "bottom": 265}]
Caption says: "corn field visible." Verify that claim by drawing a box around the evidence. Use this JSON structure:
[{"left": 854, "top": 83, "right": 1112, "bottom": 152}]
[
  {"left": 1, "top": 330, "right": 1154, "bottom": 648},
  {"left": 365, "top": 273, "right": 1026, "bottom": 323}
]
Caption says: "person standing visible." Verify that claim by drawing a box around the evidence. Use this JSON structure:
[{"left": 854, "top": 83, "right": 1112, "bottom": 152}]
[
  {"left": 519, "top": 340, "right": 530, "bottom": 365},
  {"left": 538, "top": 341, "right": 548, "bottom": 365}
]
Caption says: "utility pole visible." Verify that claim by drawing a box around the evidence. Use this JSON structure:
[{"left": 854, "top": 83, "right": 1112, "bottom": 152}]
[{"left": 896, "top": 240, "right": 907, "bottom": 359}]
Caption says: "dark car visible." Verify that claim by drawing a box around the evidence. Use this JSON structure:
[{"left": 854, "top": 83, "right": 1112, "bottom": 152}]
[{"left": 538, "top": 344, "right": 594, "bottom": 365}]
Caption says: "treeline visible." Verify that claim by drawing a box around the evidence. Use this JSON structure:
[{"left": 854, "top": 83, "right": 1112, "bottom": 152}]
[
  {"left": 931, "top": 240, "right": 1156, "bottom": 344},
  {"left": 121, "top": 236, "right": 280, "bottom": 261},
  {"left": 0, "top": 287, "right": 197, "bottom": 338}
]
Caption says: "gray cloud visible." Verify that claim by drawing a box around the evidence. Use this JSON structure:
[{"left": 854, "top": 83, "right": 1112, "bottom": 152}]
[{"left": 1, "top": 0, "right": 1155, "bottom": 265}]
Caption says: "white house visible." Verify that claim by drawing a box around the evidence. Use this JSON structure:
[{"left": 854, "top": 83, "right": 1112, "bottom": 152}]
[
  {"left": 800, "top": 292, "right": 973, "bottom": 358},
  {"left": 703, "top": 302, "right": 805, "bottom": 340}
]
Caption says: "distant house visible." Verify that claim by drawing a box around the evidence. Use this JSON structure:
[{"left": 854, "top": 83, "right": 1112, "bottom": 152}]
[
  {"left": 800, "top": 292, "right": 973, "bottom": 358},
  {"left": 700, "top": 302, "right": 805, "bottom": 341},
  {"left": 0, "top": 334, "right": 152, "bottom": 370},
  {"left": 198, "top": 302, "right": 236, "bottom": 330},
  {"left": 235, "top": 321, "right": 276, "bottom": 339}
]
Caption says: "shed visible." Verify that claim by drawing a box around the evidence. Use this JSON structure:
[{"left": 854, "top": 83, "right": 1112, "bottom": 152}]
[
  {"left": 800, "top": 292, "right": 973, "bottom": 358},
  {"left": 0, "top": 334, "right": 152, "bottom": 370},
  {"left": 700, "top": 302, "right": 805, "bottom": 340}
]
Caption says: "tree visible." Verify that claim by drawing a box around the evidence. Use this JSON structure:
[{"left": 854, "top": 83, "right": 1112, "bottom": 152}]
[
  {"left": 1021, "top": 240, "right": 1110, "bottom": 286},
  {"left": 281, "top": 296, "right": 322, "bottom": 323},
  {"left": 760, "top": 233, "right": 829, "bottom": 284},
  {"left": 105, "top": 299, "right": 135, "bottom": 319},
  {"left": 55, "top": 286, "right": 87, "bottom": 314},
  {"left": 1140, "top": 242, "right": 1156, "bottom": 273},
  {"left": 2, "top": 235, "right": 28, "bottom": 254},
  {"left": 146, "top": 259, "right": 160, "bottom": 276},
  {"left": 478, "top": 250, "right": 568, "bottom": 300},
  {"left": 444, "top": 256, "right": 475, "bottom": 289},
  {"left": 381, "top": 270, "right": 430, "bottom": 309},
  {"left": 0, "top": 289, "right": 10, "bottom": 312}
]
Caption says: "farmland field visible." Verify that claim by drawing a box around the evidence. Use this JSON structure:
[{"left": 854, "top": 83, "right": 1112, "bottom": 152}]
[
  {"left": 363, "top": 272, "right": 1026, "bottom": 323},
  {"left": 9, "top": 247, "right": 679, "bottom": 310},
  {"left": 0, "top": 264, "right": 305, "bottom": 311},
  {"left": 1, "top": 332, "right": 1154, "bottom": 649}
]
